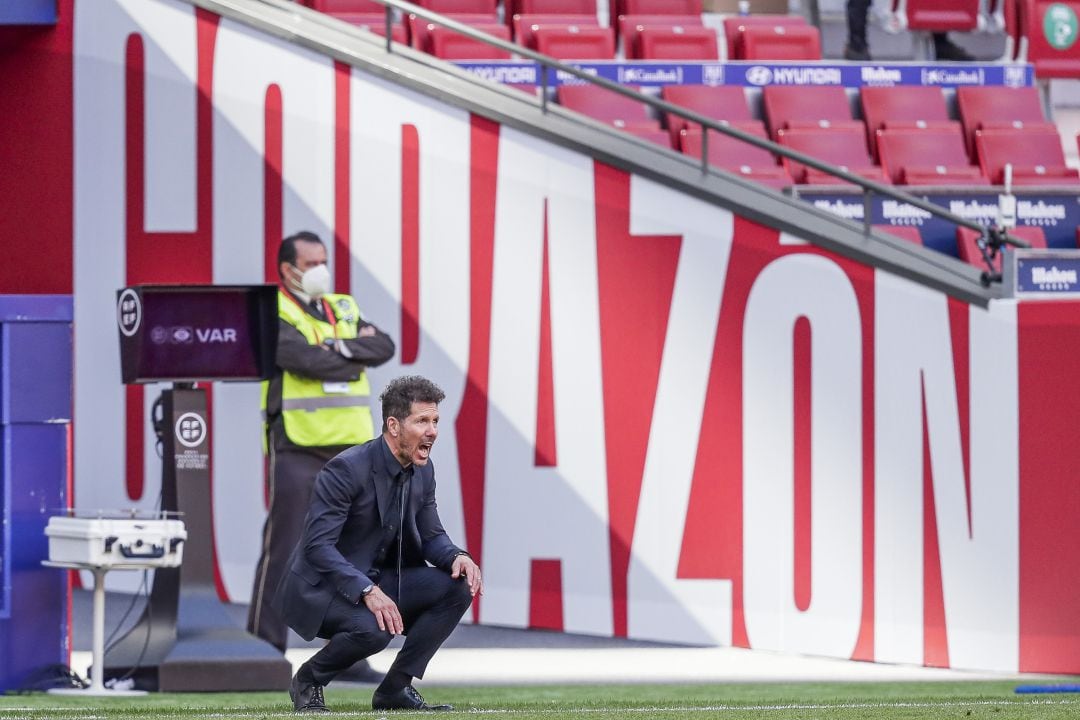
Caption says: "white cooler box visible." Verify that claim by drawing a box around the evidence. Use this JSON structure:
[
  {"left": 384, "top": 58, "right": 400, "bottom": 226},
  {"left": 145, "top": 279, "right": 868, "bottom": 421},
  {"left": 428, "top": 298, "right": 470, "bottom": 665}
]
[{"left": 45, "top": 516, "right": 187, "bottom": 568}]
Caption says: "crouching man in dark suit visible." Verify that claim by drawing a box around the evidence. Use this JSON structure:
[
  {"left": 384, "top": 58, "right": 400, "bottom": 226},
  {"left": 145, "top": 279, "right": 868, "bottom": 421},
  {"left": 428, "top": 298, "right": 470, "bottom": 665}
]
[{"left": 273, "top": 375, "right": 482, "bottom": 713}]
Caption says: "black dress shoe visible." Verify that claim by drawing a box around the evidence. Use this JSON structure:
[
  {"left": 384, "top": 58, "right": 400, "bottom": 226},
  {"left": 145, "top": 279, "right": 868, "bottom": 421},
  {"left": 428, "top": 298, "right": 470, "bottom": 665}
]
[
  {"left": 371, "top": 685, "right": 453, "bottom": 711},
  {"left": 934, "top": 37, "right": 974, "bottom": 61},
  {"left": 843, "top": 45, "right": 871, "bottom": 61},
  {"left": 290, "top": 674, "right": 330, "bottom": 713}
]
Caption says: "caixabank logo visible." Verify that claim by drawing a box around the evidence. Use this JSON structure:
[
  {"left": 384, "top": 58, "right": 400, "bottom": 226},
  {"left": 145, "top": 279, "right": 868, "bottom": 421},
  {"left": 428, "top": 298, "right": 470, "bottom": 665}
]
[{"left": 920, "top": 68, "right": 986, "bottom": 86}]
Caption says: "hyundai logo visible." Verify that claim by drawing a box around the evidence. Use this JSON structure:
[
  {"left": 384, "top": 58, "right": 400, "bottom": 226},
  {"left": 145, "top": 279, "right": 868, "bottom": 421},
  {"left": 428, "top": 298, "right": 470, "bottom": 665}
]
[{"left": 745, "top": 66, "right": 773, "bottom": 86}]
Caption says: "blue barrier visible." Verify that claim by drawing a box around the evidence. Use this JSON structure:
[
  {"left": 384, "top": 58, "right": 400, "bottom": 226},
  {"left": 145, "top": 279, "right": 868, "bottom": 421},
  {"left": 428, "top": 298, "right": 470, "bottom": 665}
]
[
  {"left": 793, "top": 188, "right": 1079, "bottom": 257},
  {"left": 0, "top": 0, "right": 57, "bottom": 25},
  {"left": 454, "top": 60, "right": 1034, "bottom": 88},
  {"left": 0, "top": 295, "right": 72, "bottom": 692}
]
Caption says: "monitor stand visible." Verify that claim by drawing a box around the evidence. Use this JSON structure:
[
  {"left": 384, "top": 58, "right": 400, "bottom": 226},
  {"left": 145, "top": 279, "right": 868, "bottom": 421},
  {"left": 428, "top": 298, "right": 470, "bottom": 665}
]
[{"left": 102, "top": 384, "right": 292, "bottom": 691}]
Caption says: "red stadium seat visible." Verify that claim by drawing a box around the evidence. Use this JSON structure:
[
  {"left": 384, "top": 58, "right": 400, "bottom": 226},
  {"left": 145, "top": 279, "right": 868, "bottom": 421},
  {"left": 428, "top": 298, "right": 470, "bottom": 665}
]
[
  {"left": 613, "top": 0, "right": 700, "bottom": 27},
  {"left": 776, "top": 127, "right": 887, "bottom": 185},
  {"left": 309, "top": 0, "right": 385, "bottom": 12},
  {"left": 429, "top": 24, "right": 512, "bottom": 58},
  {"left": 415, "top": 0, "right": 499, "bottom": 14},
  {"left": 1020, "top": 0, "right": 1080, "bottom": 77},
  {"left": 721, "top": 15, "right": 808, "bottom": 59},
  {"left": 661, "top": 85, "right": 753, "bottom": 144},
  {"left": 740, "top": 24, "right": 821, "bottom": 60},
  {"left": 892, "top": 0, "right": 980, "bottom": 31},
  {"left": 679, "top": 124, "right": 793, "bottom": 189},
  {"left": 624, "top": 126, "right": 674, "bottom": 148},
  {"left": 1002, "top": 0, "right": 1022, "bottom": 59},
  {"left": 860, "top": 86, "right": 956, "bottom": 156},
  {"left": 877, "top": 127, "right": 987, "bottom": 185},
  {"left": 411, "top": 14, "right": 502, "bottom": 51},
  {"left": 558, "top": 84, "right": 658, "bottom": 129},
  {"left": 762, "top": 86, "right": 864, "bottom": 141},
  {"left": 513, "top": 16, "right": 599, "bottom": 48},
  {"left": 534, "top": 25, "right": 616, "bottom": 57},
  {"left": 325, "top": 13, "right": 408, "bottom": 43},
  {"left": 618, "top": 13, "right": 703, "bottom": 39},
  {"left": 874, "top": 225, "right": 924, "bottom": 244},
  {"left": 619, "top": 15, "right": 704, "bottom": 55},
  {"left": 976, "top": 128, "right": 1080, "bottom": 185},
  {"left": 956, "top": 86, "right": 1053, "bottom": 154},
  {"left": 507, "top": 83, "right": 541, "bottom": 96},
  {"left": 514, "top": 0, "right": 597, "bottom": 16},
  {"left": 635, "top": 26, "right": 719, "bottom": 59},
  {"left": 957, "top": 225, "right": 1046, "bottom": 272},
  {"left": 618, "top": 0, "right": 702, "bottom": 17},
  {"left": 506, "top": 0, "right": 596, "bottom": 30},
  {"left": 308, "top": 0, "right": 408, "bottom": 41}
]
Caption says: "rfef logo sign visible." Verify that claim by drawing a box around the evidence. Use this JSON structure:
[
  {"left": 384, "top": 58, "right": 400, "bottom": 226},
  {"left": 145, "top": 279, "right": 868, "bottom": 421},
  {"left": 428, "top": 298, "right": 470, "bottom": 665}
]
[
  {"left": 117, "top": 288, "right": 141, "bottom": 337},
  {"left": 174, "top": 412, "right": 207, "bottom": 449}
]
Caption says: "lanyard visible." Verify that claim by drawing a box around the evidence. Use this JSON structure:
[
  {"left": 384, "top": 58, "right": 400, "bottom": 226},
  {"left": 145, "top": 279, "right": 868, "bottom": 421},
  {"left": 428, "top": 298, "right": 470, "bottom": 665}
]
[{"left": 280, "top": 286, "right": 340, "bottom": 344}]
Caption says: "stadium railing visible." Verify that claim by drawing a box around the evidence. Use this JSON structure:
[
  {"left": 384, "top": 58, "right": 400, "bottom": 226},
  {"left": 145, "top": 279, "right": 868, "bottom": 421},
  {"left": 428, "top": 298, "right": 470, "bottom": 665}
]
[{"left": 268, "top": 0, "right": 1035, "bottom": 284}]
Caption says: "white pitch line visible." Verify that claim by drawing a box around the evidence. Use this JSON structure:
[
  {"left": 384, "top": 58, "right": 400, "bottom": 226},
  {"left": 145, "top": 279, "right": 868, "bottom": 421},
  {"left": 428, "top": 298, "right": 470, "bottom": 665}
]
[{"left": 186, "top": 697, "right": 1080, "bottom": 718}]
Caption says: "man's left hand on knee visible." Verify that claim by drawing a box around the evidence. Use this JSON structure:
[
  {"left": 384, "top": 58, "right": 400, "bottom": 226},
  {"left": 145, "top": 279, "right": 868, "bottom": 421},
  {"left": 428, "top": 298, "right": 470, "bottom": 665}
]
[{"left": 450, "top": 554, "right": 483, "bottom": 597}]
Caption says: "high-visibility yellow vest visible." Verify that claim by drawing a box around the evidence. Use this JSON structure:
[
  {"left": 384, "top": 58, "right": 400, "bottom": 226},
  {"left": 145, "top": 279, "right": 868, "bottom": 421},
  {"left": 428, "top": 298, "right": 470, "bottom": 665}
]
[{"left": 262, "top": 289, "right": 375, "bottom": 447}]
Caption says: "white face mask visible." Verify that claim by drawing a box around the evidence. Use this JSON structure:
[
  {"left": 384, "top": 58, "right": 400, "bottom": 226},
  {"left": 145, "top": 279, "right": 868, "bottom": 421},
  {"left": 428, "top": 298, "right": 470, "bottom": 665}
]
[{"left": 295, "top": 263, "right": 332, "bottom": 299}]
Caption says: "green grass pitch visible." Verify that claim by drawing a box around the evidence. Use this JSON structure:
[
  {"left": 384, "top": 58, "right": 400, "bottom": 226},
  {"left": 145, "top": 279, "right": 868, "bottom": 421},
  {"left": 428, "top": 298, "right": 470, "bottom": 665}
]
[{"left": 2, "top": 681, "right": 1079, "bottom": 719}]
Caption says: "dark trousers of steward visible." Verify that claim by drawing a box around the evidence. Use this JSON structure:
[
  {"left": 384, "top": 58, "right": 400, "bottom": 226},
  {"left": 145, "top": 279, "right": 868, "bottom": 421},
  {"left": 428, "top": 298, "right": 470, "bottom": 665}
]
[{"left": 249, "top": 448, "right": 326, "bottom": 652}]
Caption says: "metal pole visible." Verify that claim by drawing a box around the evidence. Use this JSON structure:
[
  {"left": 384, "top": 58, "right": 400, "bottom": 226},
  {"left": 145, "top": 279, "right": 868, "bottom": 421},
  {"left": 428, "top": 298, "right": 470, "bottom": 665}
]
[
  {"left": 90, "top": 567, "right": 106, "bottom": 693},
  {"left": 700, "top": 125, "right": 708, "bottom": 175},
  {"left": 541, "top": 65, "right": 549, "bottom": 114},
  {"left": 863, "top": 189, "right": 873, "bottom": 236},
  {"left": 384, "top": 6, "right": 392, "bottom": 53}
]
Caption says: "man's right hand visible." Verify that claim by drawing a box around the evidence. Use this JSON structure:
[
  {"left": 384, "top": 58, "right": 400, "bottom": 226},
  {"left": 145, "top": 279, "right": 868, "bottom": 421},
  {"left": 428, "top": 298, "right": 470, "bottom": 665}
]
[{"left": 362, "top": 586, "right": 404, "bottom": 635}]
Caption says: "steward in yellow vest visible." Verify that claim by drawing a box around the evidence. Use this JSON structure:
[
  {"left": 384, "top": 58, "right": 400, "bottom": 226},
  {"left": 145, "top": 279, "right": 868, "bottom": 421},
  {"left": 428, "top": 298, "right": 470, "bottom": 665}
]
[
  {"left": 264, "top": 289, "right": 388, "bottom": 447},
  {"left": 261, "top": 248, "right": 395, "bottom": 451},
  {"left": 251, "top": 231, "right": 395, "bottom": 656}
]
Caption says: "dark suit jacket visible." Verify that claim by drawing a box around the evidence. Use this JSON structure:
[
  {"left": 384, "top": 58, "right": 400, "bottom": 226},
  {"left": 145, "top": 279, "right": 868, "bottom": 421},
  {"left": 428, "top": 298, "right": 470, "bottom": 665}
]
[{"left": 272, "top": 436, "right": 464, "bottom": 641}]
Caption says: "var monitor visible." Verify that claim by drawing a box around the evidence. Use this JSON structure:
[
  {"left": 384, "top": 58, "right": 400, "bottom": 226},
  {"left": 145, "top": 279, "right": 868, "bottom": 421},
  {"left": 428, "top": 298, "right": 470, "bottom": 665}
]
[{"left": 117, "top": 284, "right": 278, "bottom": 383}]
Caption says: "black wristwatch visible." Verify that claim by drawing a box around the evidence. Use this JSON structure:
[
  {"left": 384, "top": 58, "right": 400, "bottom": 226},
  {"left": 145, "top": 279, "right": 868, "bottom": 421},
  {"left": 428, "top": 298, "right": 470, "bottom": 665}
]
[{"left": 360, "top": 583, "right": 375, "bottom": 600}]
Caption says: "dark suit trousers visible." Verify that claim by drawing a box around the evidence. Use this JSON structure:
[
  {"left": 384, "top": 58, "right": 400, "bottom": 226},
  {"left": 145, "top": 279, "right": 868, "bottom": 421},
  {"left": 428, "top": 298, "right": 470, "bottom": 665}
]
[
  {"left": 248, "top": 447, "right": 326, "bottom": 652},
  {"left": 303, "top": 566, "right": 474, "bottom": 686},
  {"left": 846, "top": 0, "right": 871, "bottom": 51}
]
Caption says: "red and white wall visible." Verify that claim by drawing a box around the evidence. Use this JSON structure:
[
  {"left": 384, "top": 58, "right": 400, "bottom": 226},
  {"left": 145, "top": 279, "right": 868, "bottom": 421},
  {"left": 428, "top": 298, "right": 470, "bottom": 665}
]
[{"left": 4, "top": 0, "right": 1080, "bottom": 674}]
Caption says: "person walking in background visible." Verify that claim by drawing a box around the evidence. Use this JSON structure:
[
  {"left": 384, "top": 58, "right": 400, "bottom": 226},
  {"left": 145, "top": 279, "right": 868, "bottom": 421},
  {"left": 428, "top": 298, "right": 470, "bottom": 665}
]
[
  {"left": 249, "top": 231, "right": 395, "bottom": 683},
  {"left": 275, "top": 375, "right": 482, "bottom": 713},
  {"left": 845, "top": 0, "right": 974, "bottom": 61}
]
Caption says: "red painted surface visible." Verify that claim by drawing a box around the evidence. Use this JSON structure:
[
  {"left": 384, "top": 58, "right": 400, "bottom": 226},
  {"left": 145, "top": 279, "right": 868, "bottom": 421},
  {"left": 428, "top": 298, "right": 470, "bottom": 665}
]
[
  {"left": 333, "top": 61, "right": 351, "bottom": 294},
  {"left": 529, "top": 559, "right": 565, "bottom": 631},
  {"left": 264, "top": 84, "right": 283, "bottom": 283},
  {"left": 0, "top": 15, "right": 73, "bottom": 294},
  {"left": 457, "top": 115, "right": 500, "bottom": 621},
  {"left": 534, "top": 205, "right": 557, "bottom": 468},
  {"left": 594, "top": 164, "right": 680, "bottom": 638},
  {"left": 793, "top": 316, "right": 812, "bottom": 613},
  {"left": 400, "top": 124, "right": 420, "bottom": 365},
  {"left": 1018, "top": 301, "right": 1080, "bottom": 672}
]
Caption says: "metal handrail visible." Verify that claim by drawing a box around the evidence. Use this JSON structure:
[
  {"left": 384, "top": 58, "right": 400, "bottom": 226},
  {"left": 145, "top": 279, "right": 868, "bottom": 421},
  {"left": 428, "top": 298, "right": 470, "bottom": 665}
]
[{"left": 302, "top": 0, "right": 1030, "bottom": 283}]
